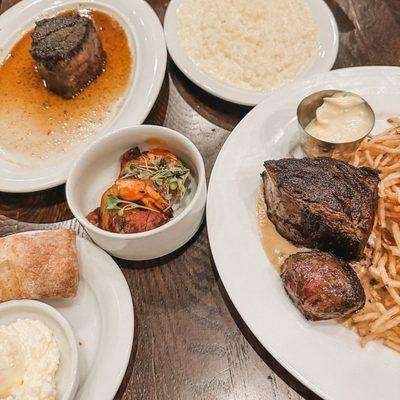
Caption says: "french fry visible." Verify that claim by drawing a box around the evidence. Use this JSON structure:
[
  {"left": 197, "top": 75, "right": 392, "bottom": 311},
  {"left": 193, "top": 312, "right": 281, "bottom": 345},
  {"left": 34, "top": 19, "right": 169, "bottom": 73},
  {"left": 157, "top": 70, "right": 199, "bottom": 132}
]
[{"left": 342, "top": 118, "right": 400, "bottom": 352}]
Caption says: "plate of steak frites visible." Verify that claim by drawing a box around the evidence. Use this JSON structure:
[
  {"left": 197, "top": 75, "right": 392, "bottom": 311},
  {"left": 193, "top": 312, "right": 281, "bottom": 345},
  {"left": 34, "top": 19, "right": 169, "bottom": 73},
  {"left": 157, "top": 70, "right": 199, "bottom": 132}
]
[{"left": 207, "top": 66, "right": 400, "bottom": 400}]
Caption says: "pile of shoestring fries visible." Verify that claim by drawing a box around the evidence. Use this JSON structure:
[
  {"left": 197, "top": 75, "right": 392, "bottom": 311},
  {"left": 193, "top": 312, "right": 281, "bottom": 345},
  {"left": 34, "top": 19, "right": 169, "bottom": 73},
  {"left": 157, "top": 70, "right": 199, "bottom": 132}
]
[{"left": 341, "top": 118, "right": 400, "bottom": 352}]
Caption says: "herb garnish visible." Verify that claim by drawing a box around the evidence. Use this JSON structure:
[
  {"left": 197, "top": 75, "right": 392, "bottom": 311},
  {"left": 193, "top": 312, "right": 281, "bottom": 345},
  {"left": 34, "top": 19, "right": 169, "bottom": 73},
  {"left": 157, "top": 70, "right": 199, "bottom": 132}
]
[
  {"left": 121, "top": 157, "right": 190, "bottom": 199},
  {"left": 106, "top": 194, "right": 159, "bottom": 216}
]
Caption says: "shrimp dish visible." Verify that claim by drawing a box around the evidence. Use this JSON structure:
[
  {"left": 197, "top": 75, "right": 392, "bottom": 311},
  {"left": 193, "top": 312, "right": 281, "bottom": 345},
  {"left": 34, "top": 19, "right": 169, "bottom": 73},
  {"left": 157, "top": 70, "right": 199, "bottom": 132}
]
[{"left": 87, "top": 147, "right": 191, "bottom": 233}]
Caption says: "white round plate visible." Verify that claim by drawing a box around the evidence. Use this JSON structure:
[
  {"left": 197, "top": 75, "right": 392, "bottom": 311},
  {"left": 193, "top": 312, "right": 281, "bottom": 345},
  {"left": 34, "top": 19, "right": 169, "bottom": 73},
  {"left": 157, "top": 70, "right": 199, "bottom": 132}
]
[
  {"left": 0, "top": 0, "right": 166, "bottom": 193},
  {"left": 8, "top": 231, "right": 134, "bottom": 400},
  {"left": 164, "top": 0, "right": 338, "bottom": 106},
  {"left": 207, "top": 66, "right": 400, "bottom": 400}
]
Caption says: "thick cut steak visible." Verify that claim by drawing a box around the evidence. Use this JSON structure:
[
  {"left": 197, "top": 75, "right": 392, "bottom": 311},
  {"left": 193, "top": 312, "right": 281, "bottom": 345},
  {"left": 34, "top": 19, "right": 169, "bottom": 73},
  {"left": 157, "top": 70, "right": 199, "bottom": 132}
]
[
  {"left": 281, "top": 251, "right": 365, "bottom": 321},
  {"left": 30, "top": 14, "right": 105, "bottom": 99},
  {"left": 262, "top": 157, "right": 379, "bottom": 260}
]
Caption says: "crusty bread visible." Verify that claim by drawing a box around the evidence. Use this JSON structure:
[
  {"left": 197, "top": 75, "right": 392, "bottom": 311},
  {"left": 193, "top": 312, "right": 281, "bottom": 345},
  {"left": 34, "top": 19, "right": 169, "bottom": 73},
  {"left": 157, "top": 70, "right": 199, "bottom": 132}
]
[{"left": 0, "top": 229, "right": 79, "bottom": 301}]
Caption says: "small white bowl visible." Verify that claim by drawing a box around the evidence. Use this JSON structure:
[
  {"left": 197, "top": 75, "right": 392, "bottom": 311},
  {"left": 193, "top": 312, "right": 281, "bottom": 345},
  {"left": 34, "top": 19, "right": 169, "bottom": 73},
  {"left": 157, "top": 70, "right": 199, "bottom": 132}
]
[
  {"left": 0, "top": 300, "right": 79, "bottom": 400},
  {"left": 66, "top": 125, "right": 207, "bottom": 260}
]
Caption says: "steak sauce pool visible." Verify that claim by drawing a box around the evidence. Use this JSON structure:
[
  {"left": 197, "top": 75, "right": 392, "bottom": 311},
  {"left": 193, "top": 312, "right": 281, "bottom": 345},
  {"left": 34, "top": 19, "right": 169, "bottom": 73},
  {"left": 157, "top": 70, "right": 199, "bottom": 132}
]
[
  {"left": 256, "top": 186, "right": 299, "bottom": 272},
  {"left": 0, "top": 9, "right": 132, "bottom": 163}
]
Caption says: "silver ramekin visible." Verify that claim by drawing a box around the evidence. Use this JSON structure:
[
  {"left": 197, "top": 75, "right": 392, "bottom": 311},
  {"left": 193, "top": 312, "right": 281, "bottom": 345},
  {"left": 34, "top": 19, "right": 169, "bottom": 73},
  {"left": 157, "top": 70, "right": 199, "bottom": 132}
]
[{"left": 297, "top": 90, "right": 375, "bottom": 161}]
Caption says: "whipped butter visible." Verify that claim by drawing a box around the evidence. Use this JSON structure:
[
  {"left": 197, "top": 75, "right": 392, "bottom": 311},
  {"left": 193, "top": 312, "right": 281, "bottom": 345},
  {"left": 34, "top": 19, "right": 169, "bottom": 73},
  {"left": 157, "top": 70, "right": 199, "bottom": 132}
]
[
  {"left": 305, "top": 92, "right": 374, "bottom": 143},
  {"left": 0, "top": 319, "right": 60, "bottom": 400}
]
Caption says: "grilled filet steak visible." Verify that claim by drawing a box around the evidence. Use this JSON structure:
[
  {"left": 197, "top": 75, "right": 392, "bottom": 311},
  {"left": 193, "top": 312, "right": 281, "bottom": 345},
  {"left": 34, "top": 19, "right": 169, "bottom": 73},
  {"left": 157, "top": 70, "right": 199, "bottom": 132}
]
[
  {"left": 281, "top": 251, "right": 365, "bottom": 320},
  {"left": 262, "top": 157, "right": 379, "bottom": 260},
  {"left": 30, "top": 14, "right": 105, "bottom": 98}
]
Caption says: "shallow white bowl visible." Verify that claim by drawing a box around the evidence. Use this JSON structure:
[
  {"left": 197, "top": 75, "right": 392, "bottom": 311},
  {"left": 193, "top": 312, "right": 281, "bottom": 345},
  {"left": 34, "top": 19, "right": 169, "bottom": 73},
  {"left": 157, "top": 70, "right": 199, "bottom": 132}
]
[
  {"left": 0, "top": 300, "right": 79, "bottom": 400},
  {"left": 66, "top": 125, "right": 207, "bottom": 260},
  {"left": 0, "top": 0, "right": 166, "bottom": 193},
  {"left": 164, "top": 0, "right": 339, "bottom": 106}
]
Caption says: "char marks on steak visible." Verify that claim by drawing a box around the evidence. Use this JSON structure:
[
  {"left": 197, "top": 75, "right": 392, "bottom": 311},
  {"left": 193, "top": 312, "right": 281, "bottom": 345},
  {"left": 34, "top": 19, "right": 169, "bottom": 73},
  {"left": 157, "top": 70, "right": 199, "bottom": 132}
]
[
  {"left": 262, "top": 157, "right": 379, "bottom": 260},
  {"left": 30, "top": 14, "right": 105, "bottom": 99},
  {"left": 281, "top": 251, "right": 365, "bottom": 321}
]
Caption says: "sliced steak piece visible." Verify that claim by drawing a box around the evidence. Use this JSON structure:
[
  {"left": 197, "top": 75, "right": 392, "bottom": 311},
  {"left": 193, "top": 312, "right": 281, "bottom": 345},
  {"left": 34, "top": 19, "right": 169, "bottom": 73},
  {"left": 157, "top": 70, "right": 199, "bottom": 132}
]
[
  {"left": 30, "top": 13, "right": 105, "bottom": 99},
  {"left": 281, "top": 251, "right": 365, "bottom": 321},
  {"left": 262, "top": 157, "right": 379, "bottom": 260}
]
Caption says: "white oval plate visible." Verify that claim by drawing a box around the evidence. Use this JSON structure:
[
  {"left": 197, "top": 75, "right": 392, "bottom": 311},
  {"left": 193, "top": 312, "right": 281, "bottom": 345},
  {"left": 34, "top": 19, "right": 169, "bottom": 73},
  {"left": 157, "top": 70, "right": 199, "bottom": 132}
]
[
  {"left": 6, "top": 231, "right": 134, "bottom": 400},
  {"left": 207, "top": 66, "right": 400, "bottom": 400},
  {"left": 164, "top": 0, "right": 338, "bottom": 106},
  {"left": 0, "top": 0, "right": 166, "bottom": 193}
]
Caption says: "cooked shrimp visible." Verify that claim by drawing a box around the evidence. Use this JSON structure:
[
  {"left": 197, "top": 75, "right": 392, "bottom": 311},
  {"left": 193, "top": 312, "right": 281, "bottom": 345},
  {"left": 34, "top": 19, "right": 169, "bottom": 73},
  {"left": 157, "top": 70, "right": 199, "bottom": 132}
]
[
  {"left": 114, "top": 178, "right": 170, "bottom": 212},
  {"left": 96, "top": 183, "right": 169, "bottom": 233},
  {"left": 119, "top": 147, "right": 182, "bottom": 177},
  {"left": 86, "top": 146, "right": 189, "bottom": 234}
]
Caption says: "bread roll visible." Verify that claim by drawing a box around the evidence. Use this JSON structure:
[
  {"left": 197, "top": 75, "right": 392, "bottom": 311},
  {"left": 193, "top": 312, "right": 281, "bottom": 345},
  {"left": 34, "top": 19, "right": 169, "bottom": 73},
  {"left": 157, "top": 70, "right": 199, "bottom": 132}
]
[{"left": 0, "top": 229, "right": 79, "bottom": 301}]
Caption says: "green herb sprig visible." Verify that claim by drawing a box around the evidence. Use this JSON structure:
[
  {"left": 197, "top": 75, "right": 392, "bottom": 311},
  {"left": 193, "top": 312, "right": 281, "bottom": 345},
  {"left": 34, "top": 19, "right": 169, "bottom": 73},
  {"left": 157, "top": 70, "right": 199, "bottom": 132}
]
[
  {"left": 121, "top": 157, "right": 190, "bottom": 199},
  {"left": 105, "top": 194, "right": 159, "bottom": 216}
]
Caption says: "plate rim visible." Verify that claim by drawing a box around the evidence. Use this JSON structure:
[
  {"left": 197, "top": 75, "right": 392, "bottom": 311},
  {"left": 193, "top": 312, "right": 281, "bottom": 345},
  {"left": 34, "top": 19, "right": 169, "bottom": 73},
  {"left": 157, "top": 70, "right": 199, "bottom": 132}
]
[
  {"left": 75, "top": 234, "right": 134, "bottom": 400},
  {"left": 0, "top": 0, "right": 167, "bottom": 193},
  {"left": 5, "top": 229, "right": 135, "bottom": 400},
  {"left": 164, "top": 0, "right": 339, "bottom": 106},
  {"left": 207, "top": 66, "right": 400, "bottom": 400}
]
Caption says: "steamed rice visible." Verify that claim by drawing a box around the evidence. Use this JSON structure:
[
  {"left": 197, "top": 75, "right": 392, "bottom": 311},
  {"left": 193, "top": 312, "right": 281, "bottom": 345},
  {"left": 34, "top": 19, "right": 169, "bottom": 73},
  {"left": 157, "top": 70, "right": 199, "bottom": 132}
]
[{"left": 178, "top": 0, "right": 318, "bottom": 91}]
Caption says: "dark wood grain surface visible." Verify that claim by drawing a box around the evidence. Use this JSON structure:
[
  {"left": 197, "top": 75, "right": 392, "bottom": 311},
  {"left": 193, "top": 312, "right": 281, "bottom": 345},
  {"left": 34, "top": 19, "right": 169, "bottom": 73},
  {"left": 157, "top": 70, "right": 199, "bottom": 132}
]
[{"left": 0, "top": 0, "right": 399, "bottom": 399}]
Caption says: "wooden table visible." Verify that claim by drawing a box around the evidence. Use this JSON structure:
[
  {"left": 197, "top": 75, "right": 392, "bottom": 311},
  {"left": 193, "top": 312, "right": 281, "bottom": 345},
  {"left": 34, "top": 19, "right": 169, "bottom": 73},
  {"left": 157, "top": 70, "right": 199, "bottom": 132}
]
[{"left": 0, "top": 1, "right": 399, "bottom": 399}]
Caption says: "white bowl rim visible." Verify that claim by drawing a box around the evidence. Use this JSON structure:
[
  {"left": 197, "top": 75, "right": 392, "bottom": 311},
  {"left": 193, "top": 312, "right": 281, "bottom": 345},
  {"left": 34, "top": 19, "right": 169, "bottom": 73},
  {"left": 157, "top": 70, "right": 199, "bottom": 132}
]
[
  {"left": 0, "top": 299, "right": 79, "bottom": 400},
  {"left": 66, "top": 124, "right": 206, "bottom": 240}
]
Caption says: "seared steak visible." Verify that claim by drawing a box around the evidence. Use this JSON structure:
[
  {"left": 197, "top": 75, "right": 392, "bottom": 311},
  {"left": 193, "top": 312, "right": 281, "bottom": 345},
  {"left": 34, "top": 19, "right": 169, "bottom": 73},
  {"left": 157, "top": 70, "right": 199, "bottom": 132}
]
[
  {"left": 281, "top": 251, "right": 365, "bottom": 320},
  {"left": 262, "top": 157, "right": 379, "bottom": 260},
  {"left": 30, "top": 14, "right": 105, "bottom": 98}
]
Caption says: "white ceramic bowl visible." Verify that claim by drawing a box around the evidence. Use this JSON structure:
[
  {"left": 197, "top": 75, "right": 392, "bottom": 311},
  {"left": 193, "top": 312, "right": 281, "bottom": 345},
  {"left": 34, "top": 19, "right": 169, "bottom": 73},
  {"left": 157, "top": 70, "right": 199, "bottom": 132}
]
[
  {"left": 66, "top": 125, "right": 207, "bottom": 260},
  {"left": 0, "top": 300, "right": 79, "bottom": 400},
  {"left": 164, "top": 0, "right": 339, "bottom": 106}
]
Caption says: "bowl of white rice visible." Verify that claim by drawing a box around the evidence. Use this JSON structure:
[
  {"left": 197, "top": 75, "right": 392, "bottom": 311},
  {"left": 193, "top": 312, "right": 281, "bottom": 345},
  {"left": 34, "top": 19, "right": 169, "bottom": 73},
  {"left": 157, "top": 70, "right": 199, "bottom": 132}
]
[{"left": 164, "top": 0, "right": 339, "bottom": 106}]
